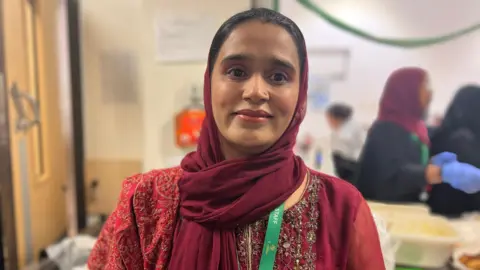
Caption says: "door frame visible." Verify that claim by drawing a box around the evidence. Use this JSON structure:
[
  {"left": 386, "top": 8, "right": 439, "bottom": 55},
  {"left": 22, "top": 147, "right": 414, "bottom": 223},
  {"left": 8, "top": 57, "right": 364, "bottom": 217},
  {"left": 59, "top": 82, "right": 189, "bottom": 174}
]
[
  {"left": 0, "top": 0, "right": 86, "bottom": 267},
  {"left": 0, "top": 0, "right": 20, "bottom": 267},
  {"left": 67, "top": 0, "right": 86, "bottom": 231}
]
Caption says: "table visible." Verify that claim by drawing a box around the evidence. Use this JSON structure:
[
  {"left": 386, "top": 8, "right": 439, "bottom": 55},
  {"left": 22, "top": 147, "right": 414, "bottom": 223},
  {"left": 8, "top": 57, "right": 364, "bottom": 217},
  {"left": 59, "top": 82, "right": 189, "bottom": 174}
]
[{"left": 396, "top": 263, "right": 456, "bottom": 270}]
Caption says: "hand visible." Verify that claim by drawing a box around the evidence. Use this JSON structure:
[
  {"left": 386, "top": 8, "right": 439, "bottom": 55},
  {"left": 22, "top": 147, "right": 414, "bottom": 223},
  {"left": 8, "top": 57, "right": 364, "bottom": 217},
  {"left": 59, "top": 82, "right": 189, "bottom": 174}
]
[
  {"left": 442, "top": 161, "right": 480, "bottom": 194},
  {"left": 425, "top": 164, "right": 442, "bottom": 184},
  {"left": 431, "top": 152, "right": 457, "bottom": 166}
]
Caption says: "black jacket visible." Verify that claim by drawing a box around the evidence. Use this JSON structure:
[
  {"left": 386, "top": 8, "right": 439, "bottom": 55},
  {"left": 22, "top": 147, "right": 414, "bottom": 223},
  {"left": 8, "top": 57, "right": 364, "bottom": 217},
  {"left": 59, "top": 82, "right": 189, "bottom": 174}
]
[
  {"left": 356, "top": 121, "right": 427, "bottom": 202},
  {"left": 427, "top": 85, "right": 480, "bottom": 217},
  {"left": 332, "top": 153, "right": 358, "bottom": 185}
]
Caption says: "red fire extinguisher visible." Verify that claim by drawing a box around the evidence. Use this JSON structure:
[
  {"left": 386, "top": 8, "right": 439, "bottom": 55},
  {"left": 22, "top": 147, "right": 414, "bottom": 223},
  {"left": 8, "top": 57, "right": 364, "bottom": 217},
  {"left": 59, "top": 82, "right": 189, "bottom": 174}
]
[{"left": 175, "top": 87, "right": 205, "bottom": 148}]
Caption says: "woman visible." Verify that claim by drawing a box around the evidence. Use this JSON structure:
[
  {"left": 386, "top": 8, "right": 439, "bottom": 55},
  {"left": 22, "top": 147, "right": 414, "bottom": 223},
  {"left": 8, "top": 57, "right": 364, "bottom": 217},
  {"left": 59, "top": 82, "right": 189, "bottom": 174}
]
[
  {"left": 88, "top": 8, "right": 384, "bottom": 269},
  {"left": 428, "top": 85, "right": 480, "bottom": 216},
  {"left": 356, "top": 67, "right": 443, "bottom": 202},
  {"left": 326, "top": 103, "right": 366, "bottom": 184}
]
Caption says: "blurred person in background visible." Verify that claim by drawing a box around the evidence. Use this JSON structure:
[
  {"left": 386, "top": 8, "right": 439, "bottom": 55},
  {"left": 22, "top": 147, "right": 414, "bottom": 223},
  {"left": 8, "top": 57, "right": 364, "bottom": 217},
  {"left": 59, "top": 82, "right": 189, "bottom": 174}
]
[
  {"left": 356, "top": 67, "right": 474, "bottom": 203},
  {"left": 357, "top": 68, "right": 480, "bottom": 205},
  {"left": 427, "top": 85, "right": 480, "bottom": 217},
  {"left": 356, "top": 67, "right": 440, "bottom": 202},
  {"left": 326, "top": 103, "right": 366, "bottom": 184},
  {"left": 87, "top": 8, "right": 384, "bottom": 270}
]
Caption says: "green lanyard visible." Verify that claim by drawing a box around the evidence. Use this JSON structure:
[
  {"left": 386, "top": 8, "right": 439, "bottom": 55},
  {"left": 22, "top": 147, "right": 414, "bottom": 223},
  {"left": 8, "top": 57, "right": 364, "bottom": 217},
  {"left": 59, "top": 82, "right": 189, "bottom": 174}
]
[
  {"left": 258, "top": 203, "right": 285, "bottom": 270},
  {"left": 410, "top": 134, "right": 429, "bottom": 165},
  {"left": 411, "top": 134, "right": 430, "bottom": 201}
]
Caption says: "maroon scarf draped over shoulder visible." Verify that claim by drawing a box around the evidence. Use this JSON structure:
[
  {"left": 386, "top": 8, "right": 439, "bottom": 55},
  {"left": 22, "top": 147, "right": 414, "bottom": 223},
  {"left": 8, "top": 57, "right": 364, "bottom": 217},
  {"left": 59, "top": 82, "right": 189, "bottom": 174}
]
[
  {"left": 378, "top": 67, "right": 430, "bottom": 145},
  {"left": 167, "top": 50, "right": 309, "bottom": 269}
]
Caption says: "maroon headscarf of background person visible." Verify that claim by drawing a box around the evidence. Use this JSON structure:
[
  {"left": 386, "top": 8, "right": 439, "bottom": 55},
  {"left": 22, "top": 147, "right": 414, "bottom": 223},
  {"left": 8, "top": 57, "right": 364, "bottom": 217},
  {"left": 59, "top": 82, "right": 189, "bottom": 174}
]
[
  {"left": 168, "top": 9, "right": 309, "bottom": 270},
  {"left": 378, "top": 67, "right": 430, "bottom": 145}
]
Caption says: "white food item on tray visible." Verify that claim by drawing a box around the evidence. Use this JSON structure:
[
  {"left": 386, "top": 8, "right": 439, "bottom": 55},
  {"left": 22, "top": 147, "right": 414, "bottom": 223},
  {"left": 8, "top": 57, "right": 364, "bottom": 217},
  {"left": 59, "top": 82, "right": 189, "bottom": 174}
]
[{"left": 453, "top": 245, "right": 480, "bottom": 270}]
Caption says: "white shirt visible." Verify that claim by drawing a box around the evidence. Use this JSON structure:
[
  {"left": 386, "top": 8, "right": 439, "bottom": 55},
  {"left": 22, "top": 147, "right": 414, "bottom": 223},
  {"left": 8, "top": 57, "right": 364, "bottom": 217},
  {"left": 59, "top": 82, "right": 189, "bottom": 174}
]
[{"left": 330, "top": 119, "right": 367, "bottom": 161}]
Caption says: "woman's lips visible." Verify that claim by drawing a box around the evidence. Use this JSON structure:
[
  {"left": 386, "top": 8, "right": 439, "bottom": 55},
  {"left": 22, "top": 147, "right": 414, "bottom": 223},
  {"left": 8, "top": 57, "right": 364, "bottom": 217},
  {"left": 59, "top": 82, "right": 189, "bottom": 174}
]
[
  {"left": 234, "top": 109, "right": 272, "bottom": 123},
  {"left": 236, "top": 114, "right": 269, "bottom": 123}
]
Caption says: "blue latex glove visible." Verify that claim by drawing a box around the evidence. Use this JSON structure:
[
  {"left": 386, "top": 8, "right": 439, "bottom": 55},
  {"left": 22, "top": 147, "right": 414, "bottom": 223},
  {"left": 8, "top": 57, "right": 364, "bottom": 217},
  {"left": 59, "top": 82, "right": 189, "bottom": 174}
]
[
  {"left": 442, "top": 161, "right": 480, "bottom": 194},
  {"left": 431, "top": 152, "right": 457, "bottom": 166}
]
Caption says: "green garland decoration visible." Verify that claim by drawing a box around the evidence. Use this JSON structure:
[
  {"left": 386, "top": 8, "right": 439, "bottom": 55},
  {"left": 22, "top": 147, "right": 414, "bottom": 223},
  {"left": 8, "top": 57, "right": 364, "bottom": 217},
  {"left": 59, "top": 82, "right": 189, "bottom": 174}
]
[{"left": 272, "top": 0, "right": 480, "bottom": 48}]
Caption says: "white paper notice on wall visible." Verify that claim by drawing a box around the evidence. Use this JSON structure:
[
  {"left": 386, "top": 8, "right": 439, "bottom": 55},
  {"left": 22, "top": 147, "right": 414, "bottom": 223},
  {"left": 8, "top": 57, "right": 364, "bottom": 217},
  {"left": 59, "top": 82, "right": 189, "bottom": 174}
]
[
  {"left": 307, "top": 48, "right": 350, "bottom": 81},
  {"left": 154, "top": 13, "right": 218, "bottom": 63},
  {"left": 307, "top": 74, "right": 331, "bottom": 111}
]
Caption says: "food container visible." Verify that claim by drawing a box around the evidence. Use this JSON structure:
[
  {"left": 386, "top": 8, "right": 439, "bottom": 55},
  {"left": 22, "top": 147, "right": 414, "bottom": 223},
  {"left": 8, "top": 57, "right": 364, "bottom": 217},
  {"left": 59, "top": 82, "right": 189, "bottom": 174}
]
[
  {"left": 372, "top": 213, "right": 400, "bottom": 270},
  {"left": 390, "top": 214, "right": 461, "bottom": 268},
  {"left": 367, "top": 201, "right": 430, "bottom": 215},
  {"left": 367, "top": 202, "right": 461, "bottom": 268},
  {"left": 449, "top": 219, "right": 480, "bottom": 246},
  {"left": 463, "top": 212, "right": 480, "bottom": 222}
]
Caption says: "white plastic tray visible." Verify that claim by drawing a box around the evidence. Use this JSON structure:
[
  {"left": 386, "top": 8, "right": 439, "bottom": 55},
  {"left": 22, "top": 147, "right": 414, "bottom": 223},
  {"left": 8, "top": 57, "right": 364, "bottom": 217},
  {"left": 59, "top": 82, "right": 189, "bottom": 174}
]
[
  {"left": 368, "top": 202, "right": 461, "bottom": 268},
  {"left": 367, "top": 201, "right": 430, "bottom": 215},
  {"left": 391, "top": 215, "right": 460, "bottom": 268}
]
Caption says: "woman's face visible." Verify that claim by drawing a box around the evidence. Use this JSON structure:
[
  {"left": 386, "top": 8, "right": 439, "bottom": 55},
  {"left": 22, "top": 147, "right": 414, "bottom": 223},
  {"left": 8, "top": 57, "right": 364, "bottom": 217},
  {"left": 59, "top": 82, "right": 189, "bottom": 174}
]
[
  {"left": 211, "top": 21, "right": 301, "bottom": 159},
  {"left": 419, "top": 75, "right": 432, "bottom": 112}
]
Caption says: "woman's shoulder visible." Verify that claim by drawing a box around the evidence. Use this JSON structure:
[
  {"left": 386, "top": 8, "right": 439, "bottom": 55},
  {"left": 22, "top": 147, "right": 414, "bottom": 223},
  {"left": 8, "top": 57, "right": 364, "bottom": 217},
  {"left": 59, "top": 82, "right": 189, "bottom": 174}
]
[
  {"left": 119, "top": 166, "right": 183, "bottom": 196},
  {"left": 110, "top": 166, "right": 183, "bottom": 235},
  {"left": 119, "top": 166, "right": 183, "bottom": 210},
  {"left": 309, "top": 169, "right": 362, "bottom": 212},
  {"left": 372, "top": 120, "right": 409, "bottom": 135},
  {"left": 365, "top": 121, "right": 411, "bottom": 148},
  {"left": 432, "top": 128, "right": 480, "bottom": 166},
  {"left": 88, "top": 167, "right": 183, "bottom": 269},
  {"left": 444, "top": 128, "right": 477, "bottom": 146}
]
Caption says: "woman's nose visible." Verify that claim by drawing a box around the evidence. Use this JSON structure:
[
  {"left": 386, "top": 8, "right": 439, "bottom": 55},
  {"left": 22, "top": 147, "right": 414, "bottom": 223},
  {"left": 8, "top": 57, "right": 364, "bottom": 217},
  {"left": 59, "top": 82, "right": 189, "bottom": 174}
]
[{"left": 242, "top": 75, "right": 269, "bottom": 103}]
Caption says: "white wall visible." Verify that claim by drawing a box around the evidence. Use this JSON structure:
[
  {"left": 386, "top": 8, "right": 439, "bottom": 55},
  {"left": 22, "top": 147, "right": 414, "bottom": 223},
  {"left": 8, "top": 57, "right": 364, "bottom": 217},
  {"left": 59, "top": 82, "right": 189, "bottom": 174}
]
[
  {"left": 281, "top": 0, "right": 480, "bottom": 120},
  {"left": 81, "top": 0, "right": 146, "bottom": 160},
  {"left": 280, "top": 0, "right": 480, "bottom": 173},
  {"left": 81, "top": 0, "right": 480, "bottom": 173},
  {"left": 139, "top": 0, "right": 251, "bottom": 170},
  {"left": 80, "top": 0, "right": 250, "bottom": 170}
]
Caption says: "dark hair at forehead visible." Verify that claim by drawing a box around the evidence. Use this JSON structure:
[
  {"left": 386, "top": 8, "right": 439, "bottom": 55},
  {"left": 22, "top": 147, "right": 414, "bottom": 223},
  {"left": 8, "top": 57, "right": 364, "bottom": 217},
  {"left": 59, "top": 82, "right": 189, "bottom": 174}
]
[
  {"left": 208, "top": 8, "right": 306, "bottom": 74},
  {"left": 327, "top": 103, "right": 353, "bottom": 121}
]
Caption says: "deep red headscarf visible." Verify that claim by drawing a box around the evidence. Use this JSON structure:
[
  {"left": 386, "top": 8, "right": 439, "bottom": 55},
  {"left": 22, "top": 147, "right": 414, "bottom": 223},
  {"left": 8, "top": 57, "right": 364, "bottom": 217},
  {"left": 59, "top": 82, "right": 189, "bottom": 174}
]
[
  {"left": 378, "top": 67, "right": 430, "bottom": 145},
  {"left": 167, "top": 44, "right": 309, "bottom": 270}
]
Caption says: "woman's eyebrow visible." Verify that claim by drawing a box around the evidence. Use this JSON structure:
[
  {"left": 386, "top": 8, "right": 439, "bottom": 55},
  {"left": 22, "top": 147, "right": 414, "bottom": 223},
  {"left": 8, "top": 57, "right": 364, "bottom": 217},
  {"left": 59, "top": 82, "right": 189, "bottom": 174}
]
[{"left": 221, "top": 53, "right": 296, "bottom": 71}]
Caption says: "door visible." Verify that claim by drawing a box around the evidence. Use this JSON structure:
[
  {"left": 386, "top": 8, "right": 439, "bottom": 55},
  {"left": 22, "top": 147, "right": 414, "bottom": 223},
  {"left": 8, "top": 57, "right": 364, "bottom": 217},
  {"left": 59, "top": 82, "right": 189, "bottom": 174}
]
[{"left": 2, "top": 0, "right": 69, "bottom": 267}]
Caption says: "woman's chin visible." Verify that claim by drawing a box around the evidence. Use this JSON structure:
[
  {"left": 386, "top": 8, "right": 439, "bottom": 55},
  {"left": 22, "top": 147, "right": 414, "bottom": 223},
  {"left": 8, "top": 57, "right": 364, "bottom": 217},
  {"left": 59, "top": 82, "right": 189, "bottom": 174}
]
[
  {"left": 219, "top": 128, "right": 280, "bottom": 158},
  {"left": 226, "top": 137, "right": 273, "bottom": 156}
]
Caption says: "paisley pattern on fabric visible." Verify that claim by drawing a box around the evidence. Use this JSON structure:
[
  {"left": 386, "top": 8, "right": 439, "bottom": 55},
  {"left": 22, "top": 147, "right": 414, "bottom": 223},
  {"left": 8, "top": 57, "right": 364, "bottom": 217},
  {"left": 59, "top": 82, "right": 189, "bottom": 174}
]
[{"left": 87, "top": 168, "right": 385, "bottom": 270}]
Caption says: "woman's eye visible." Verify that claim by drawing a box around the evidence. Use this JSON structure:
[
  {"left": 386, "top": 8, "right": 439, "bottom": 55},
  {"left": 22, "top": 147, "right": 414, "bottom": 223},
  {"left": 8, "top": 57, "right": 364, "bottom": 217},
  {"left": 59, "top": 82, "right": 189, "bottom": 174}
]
[
  {"left": 227, "top": 68, "right": 247, "bottom": 78},
  {"left": 269, "top": 73, "right": 288, "bottom": 84}
]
